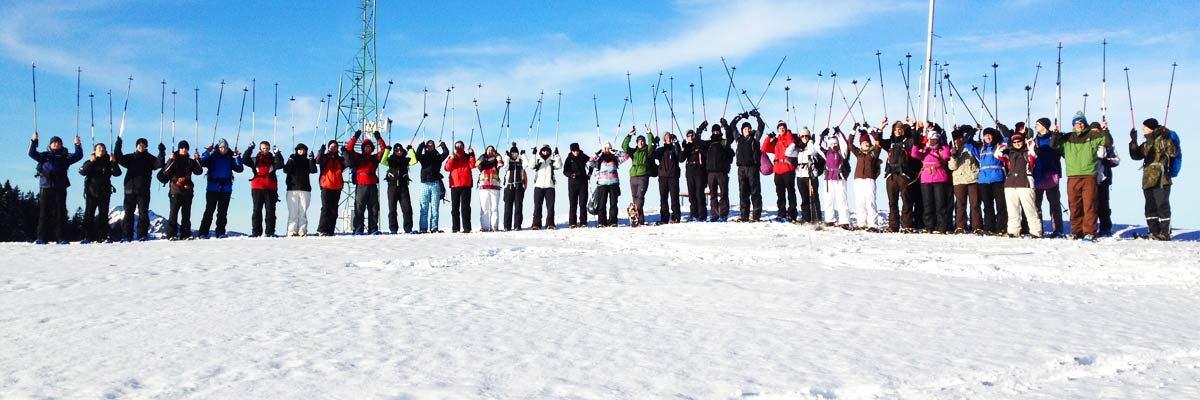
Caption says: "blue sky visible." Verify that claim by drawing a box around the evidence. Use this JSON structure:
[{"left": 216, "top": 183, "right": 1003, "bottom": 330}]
[{"left": 1, "top": 0, "right": 1196, "bottom": 232}]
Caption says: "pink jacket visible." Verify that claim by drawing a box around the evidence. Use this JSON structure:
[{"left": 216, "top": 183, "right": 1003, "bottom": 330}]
[{"left": 910, "top": 144, "right": 951, "bottom": 183}]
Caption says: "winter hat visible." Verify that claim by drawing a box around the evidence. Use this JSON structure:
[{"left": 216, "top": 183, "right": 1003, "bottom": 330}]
[
  {"left": 49, "top": 136, "right": 63, "bottom": 145},
  {"left": 777, "top": 120, "right": 788, "bottom": 130},
  {"left": 1015, "top": 121, "right": 1026, "bottom": 131},
  {"left": 540, "top": 144, "right": 552, "bottom": 152},
  {"left": 799, "top": 127, "right": 811, "bottom": 137},
  {"left": 361, "top": 139, "right": 374, "bottom": 149},
  {"left": 295, "top": 143, "right": 308, "bottom": 151},
  {"left": 1143, "top": 118, "right": 1161, "bottom": 130},
  {"left": 508, "top": 144, "right": 520, "bottom": 155},
  {"left": 570, "top": 143, "right": 580, "bottom": 152},
  {"left": 711, "top": 124, "right": 722, "bottom": 133},
  {"left": 327, "top": 139, "right": 339, "bottom": 148},
  {"left": 1071, "top": 111, "right": 1087, "bottom": 127},
  {"left": 982, "top": 127, "right": 998, "bottom": 139},
  {"left": 926, "top": 131, "right": 941, "bottom": 142},
  {"left": 1036, "top": 117, "right": 1053, "bottom": 130},
  {"left": 859, "top": 134, "right": 871, "bottom": 144},
  {"left": 1011, "top": 133, "right": 1025, "bottom": 142},
  {"left": 393, "top": 143, "right": 404, "bottom": 152},
  {"left": 1089, "top": 122, "right": 1101, "bottom": 130},
  {"left": 136, "top": 138, "right": 149, "bottom": 147},
  {"left": 637, "top": 135, "right": 646, "bottom": 143},
  {"left": 178, "top": 140, "right": 190, "bottom": 150},
  {"left": 740, "top": 121, "right": 752, "bottom": 131},
  {"left": 217, "top": 138, "right": 230, "bottom": 148},
  {"left": 603, "top": 142, "right": 613, "bottom": 149}
]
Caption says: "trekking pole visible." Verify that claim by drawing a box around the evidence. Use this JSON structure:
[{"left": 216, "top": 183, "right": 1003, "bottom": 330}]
[
  {"left": 905, "top": 52, "right": 915, "bottom": 118},
  {"left": 472, "top": 84, "right": 485, "bottom": 149},
  {"left": 785, "top": 76, "right": 792, "bottom": 130},
  {"left": 438, "top": 86, "right": 452, "bottom": 142},
  {"left": 852, "top": 80, "right": 867, "bottom": 123},
  {"left": 289, "top": 96, "right": 296, "bottom": 149},
  {"left": 1082, "top": 93, "right": 1089, "bottom": 116},
  {"left": 876, "top": 51, "right": 887, "bottom": 119},
  {"left": 75, "top": 68, "right": 81, "bottom": 139},
  {"left": 626, "top": 71, "right": 637, "bottom": 126},
  {"left": 192, "top": 88, "right": 198, "bottom": 146},
  {"left": 945, "top": 75, "right": 980, "bottom": 127},
  {"left": 211, "top": 80, "right": 225, "bottom": 145},
  {"left": 409, "top": 88, "right": 428, "bottom": 146},
  {"left": 1123, "top": 67, "right": 1135, "bottom": 129},
  {"left": 971, "top": 85, "right": 997, "bottom": 126},
  {"left": 825, "top": 73, "right": 838, "bottom": 130},
  {"left": 250, "top": 79, "right": 256, "bottom": 144},
  {"left": 836, "top": 79, "right": 858, "bottom": 125},
  {"left": 313, "top": 97, "right": 324, "bottom": 148},
  {"left": 493, "top": 96, "right": 509, "bottom": 148},
  {"left": 670, "top": 76, "right": 679, "bottom": 134},
  {"left": 531, "top": 91, "right": 544, "bottom": 146},
  {"left": 108, "top": 90, "right": 114, "bottom": 147},
  {"left": 663, "top": 87, "right": 681, "bottom": 136},
  {"left": 158, "top": 80, "right": 166, "bottom": 144},
  {"left": 593, "top": 94, "right": 602, "bottom": 147},
  {"left": 324, "top": 93, "right": 333, "bottom": 142},
  {"left": 698, "top": 66, "right": 707, "bottom": 120},
  {"left": 1055, "top": 43, "right": 1062, "bottom": 126},
  {"left": 171, "top": 88, "right": 177, "bottom": 145},
  {"left": 689, "top": 82, "right": 696, "bottom": 128},
  {"left": 721, "top": 58, "right": 736, "bottom": 118},
  {"left": 1101, "top": 39, "right": 1108, "bottom": 122},
  {"left": 89, "top": 92, "right": 95, "bottom": 146},
  {"left": 753, "top": 56, "right": 788, "bottom": 109},
  {"left": 118, "top": 76, "right": 132, "bottom": 140},
  {"left": 233, "top": 87, "right": 248, "bottom": 148},
  {"left": 992, "top": 62, "right": 999, "bottom": 123},
  {"left": 837, "top": 78, "right": 871, "bottom": 127},
  {"left": 653, "top": 71, "right": 663, "bottom": 130},
  {"left": 555, "top": 90, "right": 562, "bottom": 148},
  {"left": 812, "top": 71, "right": 823, "bottom": 129},
  {"left": 1164, "top": 62, "right": 1177, "bottom": 125},
  {"left": 31, "top": 63, "right": 37, "bottom": 134},
  {"left": 272, "top": 82, "right": 279, "bottom": 145}
]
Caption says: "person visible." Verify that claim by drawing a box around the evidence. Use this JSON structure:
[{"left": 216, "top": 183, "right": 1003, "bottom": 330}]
[
  {"left": 729, "top": 111, "right": 766, "bottom": 221},
  {"left": 997, "top": 133, "right": 1042, "bottom": 238},
  {"left": 159, "top": 140, "right": 203, "bottom": 240},
  {"left": 198, "top": 139, "right": 243, "bottom": 238},
  {"left": 681, "top": 128, "right": 708, "bottom": 222},
  {"left": 794, "top": 127, "right": 823, "bottom": 224},
  {"left": 242, "top": 140, "right": 285, "bottom": 237},
  {"left": 762, "top": 121, "right": 798, "bottom": 222},
  {"left": 1094, "top": 121, "right": 1121, "bottom": 236},
  {"left": 114, "top": 136, "right": 165, "bottom": 242},
  {"left": 911, "top": 126, "right": 952, "bottom": 233},
  {"left": 1129, "top": 118, "right": 1179, "bottom": 241},
  {"left": 590, "top": 142, "right": 625, "bottom": 227},
  {"left": 528, "top": 144, "right": 561, "bottom": 230},
  {"left": 475, "top": 145, "right": 504, "bottom": 232},
  {"left": 977, "top": 128, "right": 1008, "bottom": 235},
  {"left": 346, "top": 130, "right": 386, "bottom": 235},
  {"left": 382, "top": 143, "right": 417, "bottom": 234},
  {"left": 501, "top": 143, "right": 527, "bottom": 231},
  {"left": 1031, "top": 118, "right": 1065, "bottom": 238},
  {"left": 28, "top": 133, "right": 83, "bottom": 244},
  {"left": 704, "top": 119, "right": 735, "bottom": 221},
  {"left": 622, "top": 125, "right": 657, "bottom": 215},
  {"left": 444, "top": 141, "right": 476, "bottom": 233},
  {"left": 849, "top": 126, "right": 882, "bottom": 230},
  {"left": 563, "top": 143, "right": 591, "bottom": 228},
  {"left": 948, "top": 126, "right": 982, "bottom": 234},
  {"left": 283, "top": 143, "right": 318, "bottom": 236},
  {"left": 820, "top": 127, "right": 852, "bottom": 228},
  {"left": 652, "top": 132, "right": 684, "bottom": 224},
  {"left": 78, "top": 142, "right": 121, "bottom": 244},
  {"left": 415, "top": 140, "right": 449, "bottom": 233},
  {"left": 1051, "top": 112, "right": 1112, "bottom": 240},
  {"left": 879, "top": 120, "right": 920, "bottom": 232},
  {"left": 315, "top": 140, "right": 346, "bottom": 236}
]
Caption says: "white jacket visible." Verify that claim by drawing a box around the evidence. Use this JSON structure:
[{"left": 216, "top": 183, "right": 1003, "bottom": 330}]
[{"left": 526, "top": 153, "right": 562, "bottom": 188}]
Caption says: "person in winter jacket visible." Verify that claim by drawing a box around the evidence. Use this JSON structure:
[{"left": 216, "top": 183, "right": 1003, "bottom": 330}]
[
  {"left": 682, "top": 128, "right": 707, "bottom": 221},
  {"left": 622, "top": 125, "right": 657, "bottom": 215},
  {"left": 159, "top": 140, "right": 203, "bottom": 240},
  {"left": 315, "top": 140, "right": 346, "bottom": 236},
  {"left": 198, "top": 139, "right": 243, "bottom": 238},
  {"left": 820, "top": 128, "right": 852, "bottom": 228},
  {"left": 1051, "top": 112, "right": 1112, "bottom": 240},
  {"left": 849, "top": 126, "right": 883, "bottom": 230},
  {"left": 652, "top": 132, "right": 684, "bottom": 224},
  {"left": 527, "top": 144, "right": 561, "bottom": 229},
  {"left": 242, "top": 140, "right": 285, "bottom": 237},
  {"left": 475, "top": 145, "right": 504, "bottom": 232},
  {"left": 976, "top": 128, "right": 1008, "bottom": 235},
  {"left": 879, "top": 119, "right": 921, "bottom": 232},
  {"left": 997, "top": 133, "right": 1042, "bottom": 237},
  {"left": 590, "top": 142, "right": 626, "bottom": 227},
  {"left": 704, "top": 119, "right": 736, "bottom": 221},
  {"left": 383, "top": 142, "right": 418, "bottom": 234},
  {"left": 346, "top": 130, "right": 386, "bottom": 235},
  {"left": 730, "top": 111, "right": 766, "bottom": 221},
  {"left": 911, "top": 127, "right": 953, "bottom": 233},
  {"left": 1092, "top": 121, "right": 1121, "bottom": 236},
  {"left": 415, "top": 142, "right": 451, "bottom": 233},
  {"left": 763, "top": 121, "right": 798, "bottom": 222},
  {"left": 283, "top": 143, "right": 318, "bottom": 236},
  {"left": 948, "top": 126, "right": 982, "bottom": 234},
  {"left": 28, "top": 133, "right": 84, "bottom": 244},
  {"left": 1129, "top": 118, "right": 1179, "bottom": 240},
  {"left": 794, "top": 127, "right": 823, "bottom": 224},
  {"left": 114, "top": 136, "right": 165, "bottom": 242},
  {"left": 563, "top": 143, "right": 591, "bottom": 228},
  {"left": 501, "top": 143, "right": 527, "bottom": 231},
  {"left": 1031, "top": 118, "right": 1064, "bottom": 237},
  {"left": 78, "top": 142, "right": 122, "bottom": 243},
  {"left": 444, "top": 141, "right": 476, "bottom": 233}
]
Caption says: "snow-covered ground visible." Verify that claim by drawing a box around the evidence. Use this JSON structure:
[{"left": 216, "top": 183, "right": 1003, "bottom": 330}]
[{"left": 2, "top": 222, "right": 1199, "bottom": 399}]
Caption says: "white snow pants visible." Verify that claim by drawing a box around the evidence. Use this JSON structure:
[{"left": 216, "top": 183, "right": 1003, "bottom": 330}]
[
  {"left": 479, "top": 188, "right": 501, "bottom": 232},
  {"left": 1004, "top": 186, "right": 1042, "bottom": 237},
  {"left": 824, "top": 179, "right": 851, "bottom": 225},
  {"left": 853, "top": 178, "right": 878, "bottom": 228},
  {"left": 286, "top": 190, "right": 311, "bottom": 235}
]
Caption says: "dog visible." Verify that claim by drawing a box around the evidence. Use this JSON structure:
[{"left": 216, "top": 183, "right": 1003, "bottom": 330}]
[{"left": 627, "top": 202, "right": 643, "bottom": 227}]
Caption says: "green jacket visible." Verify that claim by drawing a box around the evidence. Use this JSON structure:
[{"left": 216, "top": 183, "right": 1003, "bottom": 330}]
[
  {"left": 1052, "top": 128, "right": 1111, "bottom": 177},
  {"left": 1129, "top": 127, "right": 1179, "bottom": 189},
  {"left": 622, "top": 131, "right": 658, "bottom": 177}
]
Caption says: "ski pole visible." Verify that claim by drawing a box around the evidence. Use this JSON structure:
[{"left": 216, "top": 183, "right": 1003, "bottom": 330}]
[
  {"left": 438, "top": 86, "right": 452, "bottom": 142},
  {"left": 1055, "top": 43, "right": 1062, "bottom": 126},
  {"left": 555, "top": 90, "right": 562, "bottom": 148},
  {"left": 626, "top": 72, "right": 636, "bottom": 126},
  {"left": 289, "top": 96, "right": 296, "bottom": 149},
  {"left": 1123, "top": 67, "right": 1135, "bottom": 130},
  {"left": 118, "top": 76, "right": 132, "bottom": 140},
  {"left": 812, "top": 71, "right": 822, "bottom": 129},
  {"left": 825, "top": 72, "right": 837, "bottom": 130},
  {"left": 250, "top": 79, "right": 256, "bottom": 144},
  {"left": 211, "top": 80, "right": 225, "bottom": 145},
  {"left": 971, "top": 85, "right": 996, "bottom": 126},
  {"left": 31, "top": 63, "right": 37, "bottom": 134},
  {"left": 593, "top": 95, "right": 602, "bottom": 147},
  {"left": 171, "top": 88, "right": 177, "bottom": 145},
  {"left": 75, "top": 68, "right": 81, "bottom": 139},
  {"left": 992, "top": 62, "right": 999, "bottom": 123},
  {"left": 698, "top": 66, "right": 707, "bottom": 120},
  {"left": 159, "top": 80, "right": 166, "bottom": 144},
  {"left": 1164, "top": 62, "right": 1177, "bottom": 125},
  {"left": 233, "top": 87, "right": 248, "bottom": 148},
  {"left": 89, "top": 93, "right": 95, "bottom": 146},
  {"left": 837, "top": 78, "right": 871, "bottom": 127},
  {"left": 272, "top": 82, "right": 278, "bottom": 145},
  {"left": 945, "top": 75, "right": 980, "bottom": 127},
  {"left": 1101, "top": 39, "right": 1108, "bottom": 122},
  {"left": 409, "top": 88, "right": 429, "bottom": 146},
  {"left": 876, "top": 51, "right": 887, "bottom": 119},
  {"left": 753, "top": 56, "right": 787, "bottom": 109}
]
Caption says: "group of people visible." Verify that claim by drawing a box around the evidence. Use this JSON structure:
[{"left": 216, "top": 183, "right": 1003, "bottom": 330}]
[{"left": 26, "top": 105, "right": 1180, "bottom": 244}]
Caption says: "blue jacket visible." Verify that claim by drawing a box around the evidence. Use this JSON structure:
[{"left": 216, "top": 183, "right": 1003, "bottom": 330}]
[
  {"left": 29, "top": 140, "right": 84, "bottom": 189},
  {"left": 200, "top": 149, "right": 244, "bottom": 193},
  {"left": 1032, "top": 132, "right": 1063, "bottom": 186},
  {"left": 977, "top": 141, "right": 1006, "bottom": 184}
]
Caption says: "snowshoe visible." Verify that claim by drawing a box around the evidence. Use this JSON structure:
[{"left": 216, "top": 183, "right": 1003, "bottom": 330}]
[
  {"left": 56, "top": 240, "right": 69, "bottom": 245},
  {"left": 1080, "top": 235, "right": 1096, "bottom": 243},
  {"left": 79, "top": 239, "right": 92, "bottom": 245}
]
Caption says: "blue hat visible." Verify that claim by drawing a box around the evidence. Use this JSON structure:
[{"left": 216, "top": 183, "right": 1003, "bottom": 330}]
[{"left": 1071, "top": 112, "right": 1087, "bottom": 127}]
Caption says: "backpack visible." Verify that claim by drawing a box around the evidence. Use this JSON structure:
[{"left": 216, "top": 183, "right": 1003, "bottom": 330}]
[
  {"left": 839, "top": 156, "right": 852, "bottom": 179},
  {"left": 812, "top": 152, "right": 827, "bottom": 177},
  {"left": 1169, "top": 130, "right": 1182, "bottom": 178},
  {"left": 156, "top": 159, "right": 172, "bottom": 185},
  {"left": 645, "top": 149, "right": 659, "bottom": 178},
  {"left": 759, "top": 152, "right": 773, "bottom": 175}
]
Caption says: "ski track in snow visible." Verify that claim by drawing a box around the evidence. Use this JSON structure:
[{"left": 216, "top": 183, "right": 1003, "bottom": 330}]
[{"left": 2, "top": 223, "right": 1199, "bottom": 399}]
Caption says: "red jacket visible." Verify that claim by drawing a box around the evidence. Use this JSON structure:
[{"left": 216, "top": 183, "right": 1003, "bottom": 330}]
[
  {"left": 245, "top": 151, "right": 283, "bottom": 191},
  {"left": 346, "top": 135, "right": 385, "bottom": 185},
  {"left": 761, "top": 131, "right": 797, "bottom": 174},
  {"left": 444, "top": 151, "right": 476, "bottom": 188},
  {"left": 318, "top": 148, "right": 346, "bottom": 190}
]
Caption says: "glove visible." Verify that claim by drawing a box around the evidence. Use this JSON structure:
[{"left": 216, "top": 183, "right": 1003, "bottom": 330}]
[
  {"left": 520, "top": 149, "right": 526, "bottom": 155},
  {"left": 353, "top": 130, "right": 362, "bottom": 137},
  {"left": 833, "top": 126, "right": 843, "bottom": 134},
  {"left": 553, "top": 148, "right": 559, "bottom": 155},
  {"left": 719, "top": 118, "right": 728, "bottom": 124},
  {"left": 768, "top": 132, "right": 777, "bottom": 139},
  {"left": 749, "top": 109, "right": 759, "bottom": 117},
  {"left": 739, "top": 112, "right": 749, "bottom": 119},
  {"left": 1129, "top": 128, "right": 1137, "bottom": 141},
  {"left": 157, "top": 143, "right": 167, "bottom": 153},
  {"left": 1096, "top": 146, "right": 1106, "bottom": 159},
  {"left": 820, "top": 128, "right": 830, "bottom": 136}
]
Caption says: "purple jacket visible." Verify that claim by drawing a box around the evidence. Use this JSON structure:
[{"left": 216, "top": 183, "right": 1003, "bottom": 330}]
[{"left": 910, "top": 144, "right": 951, "bottom": 183}]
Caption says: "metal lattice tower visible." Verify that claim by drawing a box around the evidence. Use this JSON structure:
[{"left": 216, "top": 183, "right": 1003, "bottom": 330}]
[{"left": 335, "top": 0, "right": 381, "bottom": 232}]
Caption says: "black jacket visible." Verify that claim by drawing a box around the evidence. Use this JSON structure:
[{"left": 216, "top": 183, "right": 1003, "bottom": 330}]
[
  {"left": 284, "top": 154, "right": 318, "bottom": 191},
  {"left": 563, "top": 152, "right": 591, "bottom": 180},
  {"left": 653, "top": 142, "right": 683, "bottom": 178},
  {"left": 415, "top": 143, "right": 449, "bottom": 183},
  {"left": 703, "top": 135, "right": 735, "bottom": 174},
  {"left": 114, "top": 137, "right": 165, "bottom": 194},
  {"left": 729, "top": 114, "right": 765, "bottom": 167},
  {"left": 386, "top": 147, "right": 413, "bottom": 185},
  {"left": 78, "top": 155, "right": 122, "bottom": 197},
  {"left": 160, "top": 153, "right": 204, "bottom": 195}
]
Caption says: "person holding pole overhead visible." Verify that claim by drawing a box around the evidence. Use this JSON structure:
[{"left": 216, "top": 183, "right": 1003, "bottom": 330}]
[{"left": 29, "top": 133, "right": 84, "bottom": 244}]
